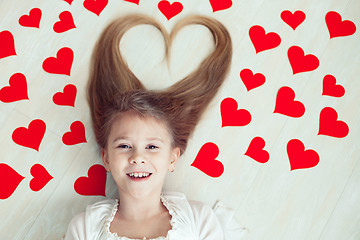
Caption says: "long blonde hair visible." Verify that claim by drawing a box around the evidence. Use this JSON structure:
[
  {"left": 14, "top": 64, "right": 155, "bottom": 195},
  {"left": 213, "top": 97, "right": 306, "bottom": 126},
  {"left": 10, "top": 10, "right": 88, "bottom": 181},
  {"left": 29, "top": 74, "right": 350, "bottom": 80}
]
[{"left": 88, "top": 14, "right": 232, "bottom": 154}]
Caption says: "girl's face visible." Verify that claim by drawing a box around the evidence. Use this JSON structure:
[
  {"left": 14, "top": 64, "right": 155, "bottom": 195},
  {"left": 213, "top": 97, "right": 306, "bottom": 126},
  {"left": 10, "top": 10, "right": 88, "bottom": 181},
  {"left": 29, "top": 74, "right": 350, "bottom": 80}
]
[{"left": 102, "top": 111, "right": 180, "bottom": 199}]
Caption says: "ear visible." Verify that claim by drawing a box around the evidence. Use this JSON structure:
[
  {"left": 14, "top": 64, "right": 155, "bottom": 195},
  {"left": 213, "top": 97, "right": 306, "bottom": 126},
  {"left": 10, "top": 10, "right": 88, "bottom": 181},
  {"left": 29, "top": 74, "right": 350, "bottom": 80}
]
[
  {"left": 101, "top": 148, "right": 110, "bottom": 172},
  {"left": 169, "top": 147, "right": 180, "bottom": 172}
]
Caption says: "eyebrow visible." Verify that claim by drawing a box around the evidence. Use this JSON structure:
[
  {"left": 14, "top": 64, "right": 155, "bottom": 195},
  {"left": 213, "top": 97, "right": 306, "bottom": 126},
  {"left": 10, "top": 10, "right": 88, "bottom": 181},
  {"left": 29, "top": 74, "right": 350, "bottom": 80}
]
[{"left": 112, "top": 136, "right": 164, "bottom": 143}]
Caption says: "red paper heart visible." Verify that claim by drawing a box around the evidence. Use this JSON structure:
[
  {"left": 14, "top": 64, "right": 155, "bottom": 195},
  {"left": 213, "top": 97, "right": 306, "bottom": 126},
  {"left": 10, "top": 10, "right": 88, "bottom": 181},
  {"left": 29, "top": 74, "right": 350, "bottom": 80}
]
[
  {"left": 42, "top": 47, "right": 74, "bottom": 76},
  {"left": 209, "top": 0, "right": 232, "bottom": 12},
  {"left": 12, "top": 119, "right": 46, "bottom": 151},
  {"left": 74, "top": 164, "right": 107, "bottom": 196},
  {"left": 245, "top": 137, "right": 269, "bottom": 164},
  {"left": 124, "top": 0, "right": 140, "bottom": 4},
  {"left": 280, "top": 10, "right": 305, "bottom": 30},
  {"left": 83, "top": 0, "right": 109, "bottom": 16},
  {"left": 325, "top": 11, "right": 356, "bottom": 39},
  {"left": 18, "top": 8, "right": 42, "bottom": 28},
  {"left": 0, "top": 31, "right": 16, "bottom": 59},
  {"left": 240, "top": 68, "right": 266, "bottom": 91},
  {"left": 62, "top": 121, "right": 87, "bottom": 145},
  {"left": 63, "top": 0, "right": 73, "bottom": 4},
  {"left": 158, "top": 1, "right": 183, "bottom": 20},
  {"left": 53, "top": 11, "right": 76, "bottom": 33},
  {"left": 274, "top": 86, "right": 305, "bottom": 118},
  {"left": 0, "top": 163, "right": 25, "bottom": 200},
  {"left": 191, "top": 142, "right": 224, "bottom": 178},
  {"left": 0, "top": 73, "right": 29, "bottom": 103},
  {"left": 53, "top": 84, "right": 77, "bottom": 107},
  {"left": 249, "top": 25, "right": 281, "bottom": 53},
  {"left": 322, "top": 75, "right": 345, "bottom": 97},
  {"left": 287, "top": 46, "right": 319, "bottom": 74},
  {"left": 221, "top": 97, "right": 251, "bottom": 127},
  {"left": 30, "top": 164, "right": 53, "bottom": 192},
  {"left": 287, "top": 139, "right": 319, "bottom": 171},
  {"left": 318, "top": 107, "right": 349, "bottom": 138}
]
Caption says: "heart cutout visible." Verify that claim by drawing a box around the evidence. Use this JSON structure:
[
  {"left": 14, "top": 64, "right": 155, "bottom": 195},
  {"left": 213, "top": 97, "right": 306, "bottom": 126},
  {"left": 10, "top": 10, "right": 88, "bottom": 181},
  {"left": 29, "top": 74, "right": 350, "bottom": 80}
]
[
  {"left": 12, "top": 119, "right": 46, "bottom": 151},
  {"left": 42, "top": 47, "right": 74, "bottom": 76},
  {"left": 83, "top": 0, "right": 109, "bottom": 16},
  {"left": 322, "top": 75, "right": 345, "bottom": 97},
  {"left": 221, "top": 97, "right": 251, "bottom": 127},
  {"left": 191, "top": 142, "right": 224, "bottom": 178},
  {"left": 0, "top": 73, "right": 29, "bottom": 103},
  {"left": 19, "top": 8, "right": 42, "bottom": 28},
  {"left": 74, "top": 164, "right": 107, "bottom": 196},
  {"left": 209, "top": 0, "right": 233, "bottom": 12},
  {"left": 287, "top": 139, "right": 319, "bottom": 171},
  {"left": 0, "top": 31, "right": 16, "bottom": 59},
  {"left": 124, "top": 0, "right": 140, "bottom": 5},
  {"left": 325, "top": 11, "right": 356, "bottom": 39},
  {"left": 318, "top": 107, "right": 349, "bottom": 138},
  {"left": 249, "top": 25, "right": 281, "bottom": 53},
  {"left": 0, "top": 163, "right": 25, "bottom": 200},
  {"left": 53, "top": 84, "right": 77, "bottom": 107},
  {"left": 240, "top": 68, "right": 266, "bottom": 91},
  {"left": 53, "top": 11, "right": 76, "bottom": 33},
  {"left": 274, "top": 86, "right": 305, "bottom": 118},
  {"left": 30, "top": 164, "right": 53, "bottom": 192},
  {"left": 158, "top": 1, "right": 183, "bottom": 20},
  {"left": 288, "top": 46, "right": 319, "bottom": 74},
  {"left": 62, "top": 121, "right": 87, "bottom": 145},
  {"left": 245, "top": 137, "right": 269, "bottom": 164},
  {"left": 280, "top": 10, "right": 305, "bottom": 30}
]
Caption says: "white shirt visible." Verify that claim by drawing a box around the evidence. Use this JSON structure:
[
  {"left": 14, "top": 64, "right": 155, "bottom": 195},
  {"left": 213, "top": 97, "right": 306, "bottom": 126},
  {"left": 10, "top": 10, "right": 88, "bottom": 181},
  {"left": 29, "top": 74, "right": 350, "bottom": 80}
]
[{"left": 64, "top": 192, "right": 246, "bottom": 240}]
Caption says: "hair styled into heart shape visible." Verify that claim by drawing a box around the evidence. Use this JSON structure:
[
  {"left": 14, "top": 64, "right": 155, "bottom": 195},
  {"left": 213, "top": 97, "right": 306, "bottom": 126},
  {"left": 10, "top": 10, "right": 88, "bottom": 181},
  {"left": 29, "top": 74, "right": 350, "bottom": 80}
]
[{"left": 88, "top": 14, "right": 232, "bottom": 155}]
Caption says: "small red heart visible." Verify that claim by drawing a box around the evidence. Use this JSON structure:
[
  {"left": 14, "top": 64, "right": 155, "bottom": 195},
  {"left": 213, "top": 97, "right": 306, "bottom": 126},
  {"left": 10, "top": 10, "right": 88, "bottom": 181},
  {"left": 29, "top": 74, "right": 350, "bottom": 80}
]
[
  {"left": 249, "top": 25, "right": 281, "bottom": 53},
  {"left": 53, "top": 11, "right": 76, "bottom": 33},
  {"left": 158, "top": 1, "right": 183, "bottom": 20},
  {"left": 74, "top": 164, "right": 107, "bottom": 196},
  {"left": 63, "top": 0, "right": 73, "bottom": 4},
  {"left": 18, "top": 8, "right": 42, "bottom": 28},
  {"left": 29, "top": 164, "right": 53, "bottom": 192},
  {"left": 191, "top": 142, "right": 224, "bottom": 178},
  {"left": 0, "top": 73, "right": 29, "bottom": 103},
  {"left": 0, "top": 31, "right": 16, "bottom": 59},
  {"left": 124, "top": 0, "right": 140, "bottom": 4},
  {"left": 245, "top": 137, "right": 269, "bottom": 164},
  {"left": 62, "top": 121, "right": 87, "bottom": 145},
  {"left": 53, "top": 84, "right": 77, "bottom": 107},
  {"left": 221, "top": 97, "right": 251, "bottom": 127},
  {"left": 240, "top": 68, "right": 266, "bottom": 91},
  {"left": 42, "top": 47, "right": 74, "bottom": 76},
  {"left": 12, "top": 119, "right": 46, "bottom": 151},
  {"left": 0, "top": 163, "right": 25, "bottom": 200},
  {"left": 274, "top": 86, "right": 305, "bottom": 118},
  {"left": 322, "top": 75, "right": 345, "bottom": 97},
  {"left": 83, "top": 0, "right": 109, "bottom": 16},
  {"left": 209, "top": 0, "right": 232, "bottom": 12},
  {"left": 318, "top": 107, "right": 349, "bottom": 138},
  {"left": 287, "top": 139, "right": 319, "bottom": 171},
  {"left": 287, "top": 46, "right": 319, "bottom": 74},
  {"left": 325, "top": 11, "right": 356, "bottom": 39},
  {"left": 280, "top": 10, "right": 305, "bottom": 30}
]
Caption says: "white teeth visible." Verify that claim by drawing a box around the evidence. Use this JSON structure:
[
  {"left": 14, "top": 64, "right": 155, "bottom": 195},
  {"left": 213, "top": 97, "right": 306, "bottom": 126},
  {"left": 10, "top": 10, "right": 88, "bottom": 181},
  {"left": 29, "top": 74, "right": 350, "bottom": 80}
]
[
  {"left": 139, "top": 173, "right": 143, "bottom": 178},
  {"left": 128, "top": 172, "right": 150, "bottom": 178}
]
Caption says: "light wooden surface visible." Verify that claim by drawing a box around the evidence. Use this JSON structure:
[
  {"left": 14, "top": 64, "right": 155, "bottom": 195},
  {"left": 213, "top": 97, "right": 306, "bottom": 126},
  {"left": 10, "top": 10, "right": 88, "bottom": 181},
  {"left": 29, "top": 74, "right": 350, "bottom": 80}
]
[{"left": 0, "top": 0, "right": 359, "bottom": 239}]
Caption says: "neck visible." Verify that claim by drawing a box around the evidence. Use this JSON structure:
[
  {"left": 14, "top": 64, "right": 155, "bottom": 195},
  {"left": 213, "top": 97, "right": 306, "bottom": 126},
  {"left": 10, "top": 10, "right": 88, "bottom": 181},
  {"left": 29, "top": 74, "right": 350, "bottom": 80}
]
[{"left": 116, "top": 191, "right": 166, "bottom": 221}]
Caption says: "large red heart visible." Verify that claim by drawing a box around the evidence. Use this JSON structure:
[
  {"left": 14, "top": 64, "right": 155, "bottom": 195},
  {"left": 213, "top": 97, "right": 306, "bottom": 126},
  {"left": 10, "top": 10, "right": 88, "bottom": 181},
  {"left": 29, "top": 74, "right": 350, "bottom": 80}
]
[
  {"left": 287, "top": 139, "right": 319, "bottom": 171},
  {"left": 124, "top": 0, "right": 140, "bottom": 4},
  {"left": 53, "top": 84, "right": 77, "bottom": 107},
  {"left": 42, "top": 47, "right": 74, "bottom": 76},
  {"left": 221, "top": 97, "right": 251, "bottom": 127},
  {"left": 0, "top": 31, "right": 16, "bottom": 59},
  {"left": 325, "top": 11, "right": 356, "bottom": 39},
  {"left": 274, "top": 86, "right": 305, "bottom": 118},
  {"left": 18, "top": 8, "right": 42, "bottom": 28},
  {"left": 280, "top": 10, "right": 306, "bottom": 30},
  {"left": 12, "top": 119, "right": 46, "bottom": 151},
  {"left": 62, "top": 121, "right": 87, "bottom": 145},
  {"left": 287, "top": 46, "right": 319, "bottom": 74},
  {"left": 245, "top": 137, "right": 269, "bottom": 164},
  {"left": 318, "top": 107, "right": 349, "bottom": 138},
  {"left": 29, "top": 164, "right": 53, "bottom": 192},
  {"left": 63, "top": 0, "right": 73, "bottom": 4},
  {"left": 0, "top": 163, "right": 25, "bottom": 200},
  {"left": 53, "top": 11, "right": 76, "bottom": 33},
  {"left": 191, "top": 142, "right": 224, "bottom": 178},
  {"left": 0, "top": 73, "right": 28, "bottom": 103},
  {"left": 83, "top": 0, "right": 109, "bottom": 16},
  {"left": 158, "top": 1, "right": 183, "bottom": 20},
  {"left": 240, "top": 68, "right": 266, "bottom": 91},
  {"left": 74, "top": 164, "right": 107, "bottom": 196},
  {"left": 322, "top": 75, "right": 345, "bottom": 97},
  {"left": 249, "top": 25, "right": 281, "bottom": 53},
  {"left": 209, "top": 0, "right": 232, "bottom": 12}
]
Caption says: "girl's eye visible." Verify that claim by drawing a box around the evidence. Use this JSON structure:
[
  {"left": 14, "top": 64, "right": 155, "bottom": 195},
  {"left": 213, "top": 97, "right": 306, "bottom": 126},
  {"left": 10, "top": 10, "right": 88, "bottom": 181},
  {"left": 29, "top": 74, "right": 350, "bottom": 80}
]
[
  {"left": 118, "top": 144, "right": 131, "bottom": 149},
  {"left": 146, "top": 145, "right": 158, "bottom": 150}
]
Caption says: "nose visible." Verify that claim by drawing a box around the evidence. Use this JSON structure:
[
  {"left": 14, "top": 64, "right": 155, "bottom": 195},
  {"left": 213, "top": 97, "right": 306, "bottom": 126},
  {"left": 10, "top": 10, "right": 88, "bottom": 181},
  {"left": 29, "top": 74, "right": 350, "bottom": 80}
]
[{"left": 129, "top": 151, "right": 146, "bottom": 164}]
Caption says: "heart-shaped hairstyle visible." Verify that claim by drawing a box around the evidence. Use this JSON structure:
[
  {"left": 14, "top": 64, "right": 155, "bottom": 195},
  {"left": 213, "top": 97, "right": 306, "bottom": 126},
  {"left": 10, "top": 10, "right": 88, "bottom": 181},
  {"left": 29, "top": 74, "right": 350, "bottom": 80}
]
[{"left": 88, "top": 14, "right": 232, "bottom": 155}]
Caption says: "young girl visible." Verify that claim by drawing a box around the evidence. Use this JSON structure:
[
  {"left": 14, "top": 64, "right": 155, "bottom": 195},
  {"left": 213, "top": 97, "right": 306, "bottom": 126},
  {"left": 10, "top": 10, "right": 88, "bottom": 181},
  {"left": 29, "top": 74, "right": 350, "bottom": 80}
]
[{"left": 65, "top": 14, "right": 245, "bottom": 240}]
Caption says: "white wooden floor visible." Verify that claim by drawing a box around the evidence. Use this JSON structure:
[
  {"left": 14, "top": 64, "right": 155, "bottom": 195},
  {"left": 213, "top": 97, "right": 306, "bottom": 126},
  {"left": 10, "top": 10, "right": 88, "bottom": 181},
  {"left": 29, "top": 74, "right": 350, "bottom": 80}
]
[{"left": 0, "top": 0, "right": 359, "bottom": 239}]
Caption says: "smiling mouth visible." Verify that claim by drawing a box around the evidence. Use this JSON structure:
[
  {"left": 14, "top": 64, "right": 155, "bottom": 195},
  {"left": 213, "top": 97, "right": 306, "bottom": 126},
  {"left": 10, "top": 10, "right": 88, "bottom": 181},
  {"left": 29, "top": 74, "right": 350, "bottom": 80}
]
[{"left": 127, "top": 172, "right": 152, "bottom": 180}]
